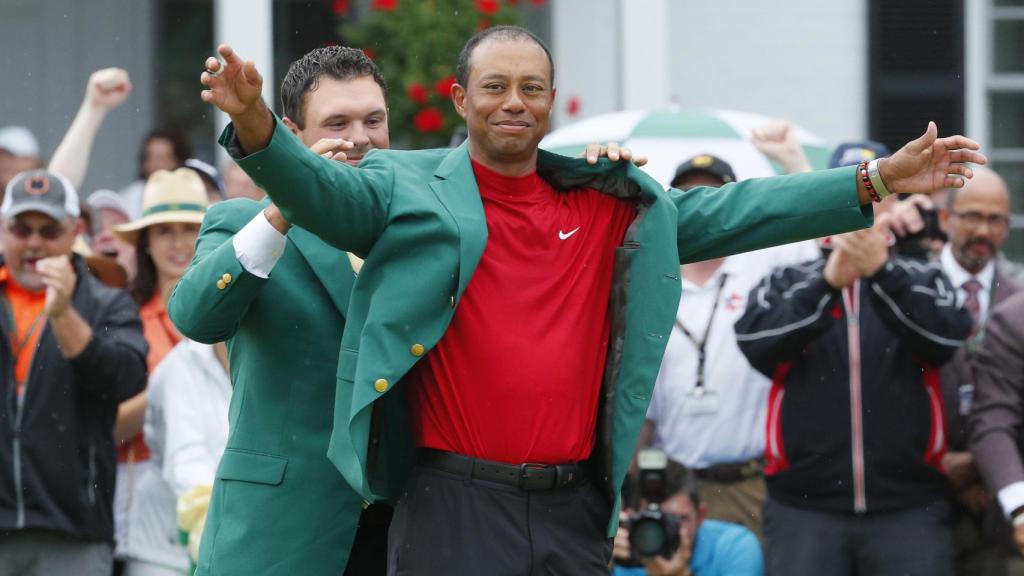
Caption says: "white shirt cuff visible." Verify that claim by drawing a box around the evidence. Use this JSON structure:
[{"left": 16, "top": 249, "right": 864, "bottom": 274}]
[
  {"left": 232, "top": 210, "right": 287, "bottom": 279},
  {"left": 998, "top": 481, "right": 1024, "bottom": 519}
]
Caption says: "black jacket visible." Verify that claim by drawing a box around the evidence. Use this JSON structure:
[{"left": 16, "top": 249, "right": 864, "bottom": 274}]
[
  {"left": 735, "top": 256, "right": 971, "bottom": 515},
  {"left": 0, "top": 256, "right": 147, "bottom": 542}
]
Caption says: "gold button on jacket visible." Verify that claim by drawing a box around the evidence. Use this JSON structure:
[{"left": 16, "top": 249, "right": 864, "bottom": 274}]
[
  {"left": 222, "top": 273, "right": 233, "bottom": 284},
  {"left": 216, "top": 279, "right": 227, "bottom": 290},
  {"left": 410, "top": 343, "right": 425, "bottom": 357},
  {"left": 373, "top": 378, "right": 388, "bottom": 393}
]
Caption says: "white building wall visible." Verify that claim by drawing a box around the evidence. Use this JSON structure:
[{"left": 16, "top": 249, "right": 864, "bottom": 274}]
[
  {"left": 552, "top": 0, "right": 867, "bottom": 144},
  {"left": 668, "top": 0, "right": 866, "bottom": 143}
]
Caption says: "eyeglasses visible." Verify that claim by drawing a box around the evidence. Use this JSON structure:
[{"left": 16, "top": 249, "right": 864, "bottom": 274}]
[
  {"left": 952, "top": 211, "right": 1010, "bottom": 230},
  {"left": 6, "top": 221, "right": 67, "bottom": 241}
]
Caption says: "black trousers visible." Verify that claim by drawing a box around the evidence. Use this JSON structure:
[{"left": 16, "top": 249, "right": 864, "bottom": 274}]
[
  {"left": 344, "top": 503, "right": 394, "bottom": 576},
  {"left": 387, "top": 464, "right": 613, "bottom": 575},
  {"left": 764, "top": 496, "right": 953, "bottom": 576}
]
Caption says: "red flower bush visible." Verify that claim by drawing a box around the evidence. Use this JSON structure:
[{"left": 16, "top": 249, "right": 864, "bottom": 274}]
[
  {"left": 434, "top": 75, "right": 457, "bottom": 98},
  {"left": 415, "top": 108, "right": 445, "bottom": 133},
  {"left": 407, "top": 83, "right": 429, "bottom": 105},
  {"left": 475, "top": 0, "right": 500, "bottom": 15},
  {"left": 332, "top": 0, "right": 349, "bottom": 14},
  {"left": 372, "top": 0, "right": 397, "bottom": 11}
]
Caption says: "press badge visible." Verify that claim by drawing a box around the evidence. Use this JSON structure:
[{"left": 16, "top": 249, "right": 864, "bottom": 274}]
[
  {"left": 683, "top": 388, "right": 719, "bottom": 416},
  {"left": 958, "top": 383, "right": 975, "bottom": 416}
]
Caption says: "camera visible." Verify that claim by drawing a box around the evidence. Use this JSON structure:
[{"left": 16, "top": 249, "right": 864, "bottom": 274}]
[
  {"left": 623, "top": 449, "right": 682, "bottom": 561},
  {"left": 893, "top": 202, "right": 946, "bottom": 259}
]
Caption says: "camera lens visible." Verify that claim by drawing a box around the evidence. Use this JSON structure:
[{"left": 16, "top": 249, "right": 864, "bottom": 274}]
[{"left": 629, "top": 517, "right": 667, "bottom": 558}]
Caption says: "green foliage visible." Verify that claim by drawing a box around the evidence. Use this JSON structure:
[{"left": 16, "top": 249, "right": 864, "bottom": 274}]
[{"left": 341, "top": 0, "right": 525, "bottom": 148}]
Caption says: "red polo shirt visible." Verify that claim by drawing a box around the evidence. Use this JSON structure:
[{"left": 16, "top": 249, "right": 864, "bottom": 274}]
[{"left": 406, "top": 160, "right": 636, "bottom": 465}]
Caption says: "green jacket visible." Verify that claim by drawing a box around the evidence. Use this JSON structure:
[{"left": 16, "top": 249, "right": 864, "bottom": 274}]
[
  {"left": 225, "top": 118, "right": 872, "bottom": 537},
  {"left": 168, "top": 198, "right": 364, "bottom": 575}
]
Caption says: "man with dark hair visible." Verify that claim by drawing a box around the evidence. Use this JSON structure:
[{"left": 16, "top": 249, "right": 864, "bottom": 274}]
[
  {"left": 455, "top": 25, "right": 553, "bottom": 87},
  {"left": 169, "top": 45, "right": 390, "bottom": 576},
  {"left": 613, "top": 455, "right": 763, "bottom": 576},
  {"left": 172, "top": 44, "right": 635, "bottom": 575},
  {"left": 197, "top": 24, "right": 983, "bottom": 575}
]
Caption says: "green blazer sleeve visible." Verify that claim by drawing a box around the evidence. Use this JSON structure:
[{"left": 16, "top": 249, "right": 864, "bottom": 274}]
[
  {"left": 220, "top": 117, "right": 395, "bottom": 257},
  {"left": 168, "top": 199, "right": 271, "bottom": 344},
  {"left": 672, "top": 165, "right": 873, "bottom": 263}
]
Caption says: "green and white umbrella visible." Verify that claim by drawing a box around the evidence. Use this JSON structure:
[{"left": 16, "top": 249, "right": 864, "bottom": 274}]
[{"left": 541, "top": 108, "right": 831, "bottom": 187}]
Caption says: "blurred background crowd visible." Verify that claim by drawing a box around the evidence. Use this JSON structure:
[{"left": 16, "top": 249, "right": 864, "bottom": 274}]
[{"left": 1, "top": 1, "right": 1023, "bottom": 575}]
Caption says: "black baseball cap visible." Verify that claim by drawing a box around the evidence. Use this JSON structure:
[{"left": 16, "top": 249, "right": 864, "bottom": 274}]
[
  {"left": 671, "top": 154, "right": 737, "bottom": 188},
  {"left": 829, "top": 141, "right": 891, "bottom": 168}
]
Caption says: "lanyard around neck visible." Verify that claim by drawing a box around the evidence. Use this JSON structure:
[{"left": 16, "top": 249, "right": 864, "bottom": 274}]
[{"left": 676, "top": 273, "right": 729, "bottom": 391}]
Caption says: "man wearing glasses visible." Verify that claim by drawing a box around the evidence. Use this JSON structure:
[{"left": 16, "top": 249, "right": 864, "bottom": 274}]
[
  {"left": 936, "top": 167, "right": 1022, "bottom": 574},
  {"left": 0, "top": 170, "right": 148, "bottom": 575}
]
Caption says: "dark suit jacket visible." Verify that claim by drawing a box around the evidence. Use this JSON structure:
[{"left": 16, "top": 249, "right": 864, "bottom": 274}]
[
  {"left": 943, "top": 268, "right": 1021, "bottom": 450},
  {"left": 971, "top": 290, "right": 1024, "bottom": 502}
]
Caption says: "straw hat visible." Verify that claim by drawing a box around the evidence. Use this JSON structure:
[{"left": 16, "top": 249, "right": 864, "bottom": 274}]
[{"left": 113, "top": 168, "right": 208, "bottom": 245}]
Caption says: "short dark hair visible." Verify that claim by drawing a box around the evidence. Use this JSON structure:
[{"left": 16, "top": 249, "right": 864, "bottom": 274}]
[
  {"left": 456, "top": 25, "right": 554, "bottom": 88},
  {"left": 139, "top": 129, "right": 191, "bottom": 180},
  {"left": 280, "top": 46, "right": 388, "bottom": 130},
  {"left": 662, "top": 459, "right": 701, "bottom": 508}
]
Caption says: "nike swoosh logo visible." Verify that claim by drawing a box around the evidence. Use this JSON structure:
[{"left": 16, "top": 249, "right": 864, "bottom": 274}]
[{"left": 559, "top": 227, "right": 581, "bottom": 240}]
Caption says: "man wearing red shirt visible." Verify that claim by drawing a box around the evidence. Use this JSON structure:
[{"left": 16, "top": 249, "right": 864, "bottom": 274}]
[{"left": 199, "top": 24, "right": 986, "bottom": 576}]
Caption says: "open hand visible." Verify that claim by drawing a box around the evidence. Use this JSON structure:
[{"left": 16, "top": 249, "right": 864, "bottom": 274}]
[
  {"left": 201, "top": 44, "right": 264, "bottom": 117},
  {"left": 582, "top": 142, "right": 648, "bottom": 167},
  {"left": 880, "top": 122, "right": 987, "bottom": 194},
  {"left": 86, "top": 68, "right": 132, "bottom": 111}
]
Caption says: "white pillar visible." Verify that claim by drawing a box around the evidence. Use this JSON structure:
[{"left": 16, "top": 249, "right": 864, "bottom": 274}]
[
  {"left": 619, "top": 0, "right": 670, "bottom": 110},
  {"left": 964, "top": 0, "right": 988, "bottom": 149},
  {"left": 213, "top": 0, "right": 274, "bottom": 164}
]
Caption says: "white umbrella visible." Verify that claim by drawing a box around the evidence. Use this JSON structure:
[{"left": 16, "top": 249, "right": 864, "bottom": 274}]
[{"left": 541, "top": 108, "right": 830, "bottom": 187}]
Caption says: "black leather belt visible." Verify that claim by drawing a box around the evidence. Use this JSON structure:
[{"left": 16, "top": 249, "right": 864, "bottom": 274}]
[
  {"left": 694, "top": 458, "right": 764, "bottom": 483},
  {"left": 417, "top": 449, "right": 588, "bottom": 491}
]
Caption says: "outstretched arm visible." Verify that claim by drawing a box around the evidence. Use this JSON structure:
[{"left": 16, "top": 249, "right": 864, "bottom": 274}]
[{"left": 49, "top": 68, "right": 132, "bottom": 188}]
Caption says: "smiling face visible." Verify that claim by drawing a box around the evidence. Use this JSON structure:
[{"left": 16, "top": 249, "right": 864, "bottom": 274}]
[
  {"left": 452, "top": 38, "right": 556, "bottom": 175},
  {"left": 285, "top": 75, "right": 389, "bottom": 167},
  {"left": 145, "top": 221, "right": 200, "bottom": 287},
  {"left": 2, "top": 212, "right": 79, "bottom": 291}
]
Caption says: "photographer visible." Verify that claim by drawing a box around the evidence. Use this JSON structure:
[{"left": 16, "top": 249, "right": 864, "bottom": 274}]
[{"left": 613, "top": 451, "right": 763, "bottom": 576}]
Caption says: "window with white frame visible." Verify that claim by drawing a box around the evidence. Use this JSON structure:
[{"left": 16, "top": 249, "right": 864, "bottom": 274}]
[{"left": 977, "top": 0, "right": 1024, "bottom": 259}]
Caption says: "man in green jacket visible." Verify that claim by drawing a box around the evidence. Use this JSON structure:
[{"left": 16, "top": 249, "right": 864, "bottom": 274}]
[
  {"left": 198, "top": 25, "right": 985, "bottom": 575},
  {"left": 171, "top": 44, "right": 640, "bottom": 575},
  {"left": 169, "top": 47, "right": 391, "bottom": 575}
]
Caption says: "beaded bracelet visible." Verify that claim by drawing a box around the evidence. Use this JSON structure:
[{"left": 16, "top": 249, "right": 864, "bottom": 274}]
[{"left": 858, "top": 161, "right": 883, "bottom": 203}]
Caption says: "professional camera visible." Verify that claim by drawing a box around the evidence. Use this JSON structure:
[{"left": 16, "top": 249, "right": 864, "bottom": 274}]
[
  {"left": 893, "top": 202, "right": 946, "bottom": 259},
  {"left": 625, "top": 449, "right": 681, "bottom": 561}
]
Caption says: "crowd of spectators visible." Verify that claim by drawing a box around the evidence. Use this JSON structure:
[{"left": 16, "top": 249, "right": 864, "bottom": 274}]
[{"left": 0, "top": 60, "right": 1021, "bottom": 576}]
